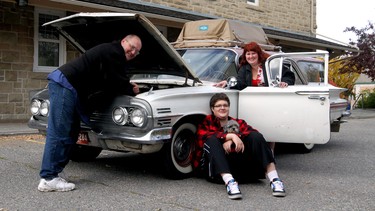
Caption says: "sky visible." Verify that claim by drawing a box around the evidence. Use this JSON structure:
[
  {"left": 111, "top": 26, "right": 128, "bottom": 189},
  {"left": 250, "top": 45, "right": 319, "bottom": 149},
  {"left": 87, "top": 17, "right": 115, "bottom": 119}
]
[{"left": 316, "top": 0, "right": 375, "bottom": 44}]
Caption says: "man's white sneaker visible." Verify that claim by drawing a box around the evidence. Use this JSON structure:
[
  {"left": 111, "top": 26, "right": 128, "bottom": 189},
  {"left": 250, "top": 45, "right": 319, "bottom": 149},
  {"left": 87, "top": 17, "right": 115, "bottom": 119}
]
[{"left": 38, "top": 177, "right": 75, "bottom": 192}]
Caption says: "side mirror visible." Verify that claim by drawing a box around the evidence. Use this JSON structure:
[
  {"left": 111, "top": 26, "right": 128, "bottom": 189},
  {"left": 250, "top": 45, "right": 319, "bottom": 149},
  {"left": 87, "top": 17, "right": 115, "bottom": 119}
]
[
  {"left": 226, "top": 76, "right": 237, "bottom": 89},
  {"left": 271, "top": 75, "right": 280, "bottom": 87}
]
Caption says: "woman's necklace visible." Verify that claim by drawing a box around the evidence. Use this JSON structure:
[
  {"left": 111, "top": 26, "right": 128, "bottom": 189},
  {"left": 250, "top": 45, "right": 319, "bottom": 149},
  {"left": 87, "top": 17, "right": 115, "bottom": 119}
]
[{"left": 252, "top": 63, "right": 264, "bottom": 86}]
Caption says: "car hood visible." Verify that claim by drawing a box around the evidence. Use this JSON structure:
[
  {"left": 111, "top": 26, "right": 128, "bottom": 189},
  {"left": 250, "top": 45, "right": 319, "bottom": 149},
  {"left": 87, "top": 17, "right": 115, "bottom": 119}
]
[{"left": 43, "top": 12, "right": 200, "bottom": 83}]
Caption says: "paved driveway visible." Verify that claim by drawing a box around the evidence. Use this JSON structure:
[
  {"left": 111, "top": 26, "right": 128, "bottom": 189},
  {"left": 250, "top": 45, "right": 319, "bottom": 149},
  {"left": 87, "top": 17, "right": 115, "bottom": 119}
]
[{"left": 0, "top": 117, "right": 374, "bottom": 210}]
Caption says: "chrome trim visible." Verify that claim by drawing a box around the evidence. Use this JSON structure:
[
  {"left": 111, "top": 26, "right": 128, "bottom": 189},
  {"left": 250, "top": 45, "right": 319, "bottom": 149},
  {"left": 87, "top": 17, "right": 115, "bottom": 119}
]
[
  {"left": 308, "top": 96, "right": 326, "bottom": 101},
  {"left": 28, "top": 116, "right": 47, "bottom": 131},
  {"left": 330, "top": 102, "right": 348, "bottom": 109},
  {"left": 156, "top": 108, "right": 172, "bottom": 114},
  {"left": 157, "top": 118, "right": 172, "bottom": 126},
  {"left": 295, "top": 91, "right": 329, "bottom": 95},
  {"left": 97, "top": 127, "right": 172, "bottom": 144}
]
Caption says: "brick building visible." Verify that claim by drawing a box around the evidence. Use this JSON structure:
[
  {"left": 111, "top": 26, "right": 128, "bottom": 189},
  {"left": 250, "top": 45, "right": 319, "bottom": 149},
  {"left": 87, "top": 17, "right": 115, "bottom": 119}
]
[{"left": 0, "top": 0, "right": 358, "bottom": 121}]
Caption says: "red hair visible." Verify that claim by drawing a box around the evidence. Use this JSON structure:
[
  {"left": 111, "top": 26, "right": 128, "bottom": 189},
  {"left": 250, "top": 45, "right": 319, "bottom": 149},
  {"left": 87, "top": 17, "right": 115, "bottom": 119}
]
[{"left": 239, "top": 42, "right": 270, "bottom": 67}]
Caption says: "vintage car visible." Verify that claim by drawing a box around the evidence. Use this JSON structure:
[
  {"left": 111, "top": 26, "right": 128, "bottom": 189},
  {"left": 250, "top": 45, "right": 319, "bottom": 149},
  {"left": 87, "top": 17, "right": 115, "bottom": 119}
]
[
  {"left": 28, "top": 13, "right": 349, "bottom": 179},
  {"left": 172, "top": 19, "right": 349, "bottom": 152}
]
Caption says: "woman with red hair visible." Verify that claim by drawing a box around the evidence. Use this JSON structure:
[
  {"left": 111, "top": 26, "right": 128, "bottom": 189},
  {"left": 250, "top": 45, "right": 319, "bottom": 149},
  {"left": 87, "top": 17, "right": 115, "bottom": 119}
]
[{"left": 214, "top": 41, "right": 295, "bottom": 88}]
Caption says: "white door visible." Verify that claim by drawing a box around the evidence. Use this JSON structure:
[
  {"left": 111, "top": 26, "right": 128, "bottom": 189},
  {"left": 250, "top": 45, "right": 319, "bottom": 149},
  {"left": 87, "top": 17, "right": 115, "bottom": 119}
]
[{"left": 238, "top": 86, "right": 330, "bottom": 144}]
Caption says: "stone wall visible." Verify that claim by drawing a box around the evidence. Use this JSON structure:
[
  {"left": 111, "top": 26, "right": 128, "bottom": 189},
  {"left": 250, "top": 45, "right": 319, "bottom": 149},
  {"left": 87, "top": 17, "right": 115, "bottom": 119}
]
[
  {"left": 0, "top": 2, "right": 82, "bottom": 122},
  {"left": 0, "top": 1, "right": 48, "bottom": 122},
  {"left": 142, "top": 0, "right": 316, "bottom": 35}
]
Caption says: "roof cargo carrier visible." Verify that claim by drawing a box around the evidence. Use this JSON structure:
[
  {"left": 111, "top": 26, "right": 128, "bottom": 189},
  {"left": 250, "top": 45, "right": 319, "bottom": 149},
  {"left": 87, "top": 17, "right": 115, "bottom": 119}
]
[{"left": 172, "top": 19, "right": 280, "bottom": 51}]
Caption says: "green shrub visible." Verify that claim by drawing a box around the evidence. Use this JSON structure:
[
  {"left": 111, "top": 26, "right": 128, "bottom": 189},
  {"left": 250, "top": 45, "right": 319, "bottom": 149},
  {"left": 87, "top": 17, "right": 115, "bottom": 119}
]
[{"left": 357, "top": 89, "right": 375, "bottom": 108}]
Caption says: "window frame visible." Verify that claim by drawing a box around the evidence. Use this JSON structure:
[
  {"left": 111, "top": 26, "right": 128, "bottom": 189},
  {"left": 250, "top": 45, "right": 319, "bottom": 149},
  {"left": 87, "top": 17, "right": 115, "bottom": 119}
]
[
  {"left": 33, "top": 8, "right": 66, "bottom": 72},
  {"left": 247, "top": 0, "right": 259, "bottom": 6}
]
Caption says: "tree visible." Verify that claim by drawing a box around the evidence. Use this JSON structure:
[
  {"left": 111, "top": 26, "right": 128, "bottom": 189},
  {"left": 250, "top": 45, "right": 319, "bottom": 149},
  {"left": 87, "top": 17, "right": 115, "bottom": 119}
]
[
  {"left": 342, "top": 21, "right": 375, "bottom": 81},
  {"left": 328, "top": 58, "right": 359, "bottom": 99}
]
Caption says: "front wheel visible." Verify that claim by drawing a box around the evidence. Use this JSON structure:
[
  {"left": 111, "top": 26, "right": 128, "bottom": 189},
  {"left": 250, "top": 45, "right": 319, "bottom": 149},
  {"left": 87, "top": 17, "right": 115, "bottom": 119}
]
[
  {"left": 162, "top": 123, "right": 196, "bottom": 179},
  {"left": 294, "top": 143, "right": 315, "bottom": 153}
]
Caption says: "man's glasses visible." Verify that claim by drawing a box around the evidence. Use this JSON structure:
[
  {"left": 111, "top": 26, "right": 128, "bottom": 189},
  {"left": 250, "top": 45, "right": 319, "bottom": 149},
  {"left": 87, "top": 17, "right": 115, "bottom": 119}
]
[
  {"left": 125, "top": 39, "right": 140, "bottom": 56},
  {"left": 213, "top": 104, "right": 229, "bottom": 108}
]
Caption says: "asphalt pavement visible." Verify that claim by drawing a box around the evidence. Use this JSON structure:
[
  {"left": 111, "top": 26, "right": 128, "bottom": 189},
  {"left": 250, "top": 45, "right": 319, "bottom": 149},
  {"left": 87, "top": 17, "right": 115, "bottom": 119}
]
[
  {"left": 1, "top": 114, "right": 374, "bottom": 210},
  {"left": 0, "top": 108, "right": 374, "bottom": 136}
]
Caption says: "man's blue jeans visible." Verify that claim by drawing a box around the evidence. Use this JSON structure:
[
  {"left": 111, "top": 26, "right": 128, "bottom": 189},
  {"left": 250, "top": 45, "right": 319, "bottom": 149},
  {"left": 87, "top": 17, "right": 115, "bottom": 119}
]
[{"left": 40, "top": 81, "right": 80, "bottom": 179}]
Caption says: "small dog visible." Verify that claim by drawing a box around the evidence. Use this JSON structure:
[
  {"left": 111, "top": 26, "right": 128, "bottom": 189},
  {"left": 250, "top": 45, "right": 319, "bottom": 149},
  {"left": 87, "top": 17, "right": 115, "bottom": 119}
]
[
  {"left": 223, "top": 120, "right": 240, "bottom": 153},
  {"left": 223, "top": 120, "right": 239, "bottom": 134}
]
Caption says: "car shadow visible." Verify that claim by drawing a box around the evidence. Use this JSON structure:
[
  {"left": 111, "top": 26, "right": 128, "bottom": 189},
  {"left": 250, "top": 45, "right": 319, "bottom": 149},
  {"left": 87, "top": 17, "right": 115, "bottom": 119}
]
[
  {"left": 274, "top": 143, "right": 311, "bottom": 155},
  {"left": 71, "top": 151, "right": 166, "bottom": 179},
  {"left": 68, "top": 142, "right": 334, "bottom": 181}
]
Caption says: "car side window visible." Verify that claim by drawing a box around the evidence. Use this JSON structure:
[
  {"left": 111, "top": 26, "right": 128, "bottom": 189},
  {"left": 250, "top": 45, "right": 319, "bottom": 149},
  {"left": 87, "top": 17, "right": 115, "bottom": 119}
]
[
  {"left": 288, "top": 64, "right": 304, "bottom": 85},
  {"left": 297, "top": 61, "right": 324, "bottom": 83}
]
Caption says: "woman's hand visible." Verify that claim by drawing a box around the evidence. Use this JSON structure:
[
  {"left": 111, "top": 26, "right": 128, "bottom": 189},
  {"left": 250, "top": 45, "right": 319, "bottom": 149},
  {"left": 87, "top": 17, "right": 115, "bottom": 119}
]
[
  {"left": 279, "top": 82, "right": 288, "bottom": 88},
  {"left": 213, "top": 80, "right": 227, "bottom": 88}
]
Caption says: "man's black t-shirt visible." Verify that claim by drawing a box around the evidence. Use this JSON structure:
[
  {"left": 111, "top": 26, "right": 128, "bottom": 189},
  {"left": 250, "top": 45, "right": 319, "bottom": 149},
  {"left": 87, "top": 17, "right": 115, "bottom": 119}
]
[{"left": 59, "top": 41, "right": 134, "bottom": 111}]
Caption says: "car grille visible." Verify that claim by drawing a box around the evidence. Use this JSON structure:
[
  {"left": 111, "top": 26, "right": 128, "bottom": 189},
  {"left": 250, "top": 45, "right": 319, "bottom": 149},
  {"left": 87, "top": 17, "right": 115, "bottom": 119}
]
[{"left": 90, "top": 112, "right": 113, "bottom": 125}]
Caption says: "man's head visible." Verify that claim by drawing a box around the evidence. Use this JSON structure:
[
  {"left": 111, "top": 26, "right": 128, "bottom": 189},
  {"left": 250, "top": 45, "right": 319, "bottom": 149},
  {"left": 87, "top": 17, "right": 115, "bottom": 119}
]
[
  {"left": 210, "top": 93, "right": 230, "bottom": 108},
  {"left": 210, "top": 93, "right": 230, "bottom": 118},
  {"left": 121, "top": 34, "right": 142, "bottom": 61}
]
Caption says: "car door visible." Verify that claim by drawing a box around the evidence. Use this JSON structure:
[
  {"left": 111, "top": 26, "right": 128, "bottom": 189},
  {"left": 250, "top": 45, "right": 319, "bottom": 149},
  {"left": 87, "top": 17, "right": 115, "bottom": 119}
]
[{"left": 238, "top": 52, "right": 331, "bottom": 144}]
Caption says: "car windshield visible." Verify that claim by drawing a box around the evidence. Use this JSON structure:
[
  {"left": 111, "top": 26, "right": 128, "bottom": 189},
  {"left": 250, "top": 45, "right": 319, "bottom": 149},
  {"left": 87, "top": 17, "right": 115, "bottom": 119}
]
[{"left": 177, "top": 49, "right": 237, "bottom": 82}]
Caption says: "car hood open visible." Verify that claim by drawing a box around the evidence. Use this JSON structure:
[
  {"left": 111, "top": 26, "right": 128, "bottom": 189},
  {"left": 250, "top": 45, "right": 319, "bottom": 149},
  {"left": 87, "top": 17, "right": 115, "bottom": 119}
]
[{"left": 43, "top": 12, "right": 200, "bottom": 83}]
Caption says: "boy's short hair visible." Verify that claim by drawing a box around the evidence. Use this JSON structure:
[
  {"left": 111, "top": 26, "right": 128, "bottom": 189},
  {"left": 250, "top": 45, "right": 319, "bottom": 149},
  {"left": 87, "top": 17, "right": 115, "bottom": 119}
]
[{"left": 209, "top": 93, "right": 230, "bottom": 108}]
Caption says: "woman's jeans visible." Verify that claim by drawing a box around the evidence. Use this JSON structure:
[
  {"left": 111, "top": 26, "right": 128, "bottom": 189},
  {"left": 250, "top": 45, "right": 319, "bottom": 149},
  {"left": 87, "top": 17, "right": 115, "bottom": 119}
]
[{"left": 39, "top": 81, "right": 80, "bottom": 179}]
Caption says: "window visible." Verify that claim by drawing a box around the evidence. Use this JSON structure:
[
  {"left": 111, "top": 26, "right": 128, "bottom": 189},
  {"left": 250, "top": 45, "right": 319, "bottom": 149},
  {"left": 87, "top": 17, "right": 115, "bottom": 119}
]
[
  {"left": 33, "top": 8, "right": 65, "bottom": 72},
  {"left": 247, "top": 0, "right": 259, "bottom": 6},
  {"left": 297, "top": 61, "right": 324, "bottom": 83}
]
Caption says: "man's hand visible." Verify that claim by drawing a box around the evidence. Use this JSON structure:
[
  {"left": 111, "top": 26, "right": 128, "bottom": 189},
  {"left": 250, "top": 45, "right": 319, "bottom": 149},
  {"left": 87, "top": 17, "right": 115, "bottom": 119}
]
[
  {"left": 225, "top": 133, "right": 244, "bottom": 153},
  {"left": 223, "top": 140, "right": 233, "bottom": 154},
  {"left": 131, "top": 82, "right": 140, "bottom": 94}
]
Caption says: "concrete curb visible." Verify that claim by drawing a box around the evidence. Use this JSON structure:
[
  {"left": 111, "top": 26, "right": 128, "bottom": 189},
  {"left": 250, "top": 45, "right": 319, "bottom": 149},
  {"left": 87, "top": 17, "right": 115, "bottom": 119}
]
[{"left": 0, "top": 130, "right": 39, "bottom": 136}]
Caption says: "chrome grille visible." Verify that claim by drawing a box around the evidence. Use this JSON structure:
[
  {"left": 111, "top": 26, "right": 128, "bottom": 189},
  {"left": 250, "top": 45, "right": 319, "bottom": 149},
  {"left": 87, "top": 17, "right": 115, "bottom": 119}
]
[{"left": 89, "top": 112, "right": 113, "bottom": 124}]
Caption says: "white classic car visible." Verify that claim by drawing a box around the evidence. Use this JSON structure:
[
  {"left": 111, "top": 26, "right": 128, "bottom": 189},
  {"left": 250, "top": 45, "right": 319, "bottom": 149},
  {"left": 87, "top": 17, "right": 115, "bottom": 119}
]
[{"left": 28, "top": 13, "right": 349, "bottom": 179}]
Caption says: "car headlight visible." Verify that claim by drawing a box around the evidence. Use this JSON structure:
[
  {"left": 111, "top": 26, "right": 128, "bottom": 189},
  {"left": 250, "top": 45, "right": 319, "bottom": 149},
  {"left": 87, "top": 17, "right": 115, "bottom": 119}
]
[
  {"left": 130, "top": 108, "right": 145, "bottom": 127},
  {"left": 112, "top": 107, "right": 128, "bottom": 125},
  {"left": 40, "top": 100, "right": 50, "bottom": 117},
  {"left": 30, "top": 99, "right": 41, "bottom": 115}
]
